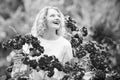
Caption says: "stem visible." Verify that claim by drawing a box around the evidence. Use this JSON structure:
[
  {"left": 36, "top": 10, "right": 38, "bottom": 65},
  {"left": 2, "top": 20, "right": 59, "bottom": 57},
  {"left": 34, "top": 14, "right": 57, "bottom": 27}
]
[
  {"left": 43, "top": 72, "right": 47, "bottom": 80},
  {"left": 8, "top": 26, "right": 18, "bottom": 34}
]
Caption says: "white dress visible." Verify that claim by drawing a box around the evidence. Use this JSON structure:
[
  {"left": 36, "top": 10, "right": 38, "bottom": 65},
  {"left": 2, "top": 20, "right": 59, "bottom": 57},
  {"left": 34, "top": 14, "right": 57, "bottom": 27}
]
[{"left": 30, "top": 36, "right": 73, "bottom": 80}]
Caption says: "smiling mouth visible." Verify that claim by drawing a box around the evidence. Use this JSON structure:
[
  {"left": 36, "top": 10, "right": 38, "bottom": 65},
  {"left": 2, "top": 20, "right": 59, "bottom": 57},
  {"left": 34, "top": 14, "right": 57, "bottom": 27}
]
[{"left": 53, "top": 21, "right": 60, "bottom": 25}]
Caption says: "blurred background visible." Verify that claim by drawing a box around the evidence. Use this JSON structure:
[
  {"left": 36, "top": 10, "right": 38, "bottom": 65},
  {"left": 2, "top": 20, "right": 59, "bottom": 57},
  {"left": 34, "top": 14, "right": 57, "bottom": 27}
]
[{"left": 0, "top": 0, "right": 120, "bottom": 77}]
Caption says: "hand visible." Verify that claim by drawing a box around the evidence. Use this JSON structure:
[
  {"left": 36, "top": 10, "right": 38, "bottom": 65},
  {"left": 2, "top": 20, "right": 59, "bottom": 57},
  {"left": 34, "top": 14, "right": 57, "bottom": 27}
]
[
  {"left": 12, "top": 50, "right": 24, "bottom": 61},
  {"left": 13, "top": 53, "right": 24, "bottom": 61}
]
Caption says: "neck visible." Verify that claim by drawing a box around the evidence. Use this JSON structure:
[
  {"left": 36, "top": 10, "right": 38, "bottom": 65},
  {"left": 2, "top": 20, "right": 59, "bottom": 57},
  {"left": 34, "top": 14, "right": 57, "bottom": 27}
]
[{"left": 42, "top": 28, "right": 59, "bottom": 40}]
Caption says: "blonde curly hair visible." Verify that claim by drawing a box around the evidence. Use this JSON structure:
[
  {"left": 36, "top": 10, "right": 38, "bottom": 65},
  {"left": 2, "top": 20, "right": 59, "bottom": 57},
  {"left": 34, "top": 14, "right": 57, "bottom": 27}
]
[{"left": 31, "top": 6, "right": 66, "bottom": 37}]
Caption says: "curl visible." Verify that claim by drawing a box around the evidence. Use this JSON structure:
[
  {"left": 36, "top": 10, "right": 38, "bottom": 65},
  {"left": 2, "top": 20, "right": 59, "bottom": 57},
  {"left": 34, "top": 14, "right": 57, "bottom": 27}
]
[{"left": 31, "top": 6, "right": 66, "bottom": 37}]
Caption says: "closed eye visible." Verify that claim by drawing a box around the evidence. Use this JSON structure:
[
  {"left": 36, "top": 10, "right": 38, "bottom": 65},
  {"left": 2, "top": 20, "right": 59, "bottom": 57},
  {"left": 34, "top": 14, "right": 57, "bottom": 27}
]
[{"left": 50, "top": 14, "right": 55, "bottom": 17}]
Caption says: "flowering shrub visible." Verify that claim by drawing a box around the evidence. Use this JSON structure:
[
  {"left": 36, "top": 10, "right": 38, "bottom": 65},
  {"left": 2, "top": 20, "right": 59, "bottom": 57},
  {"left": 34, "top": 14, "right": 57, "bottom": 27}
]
[
  {"left": 1, "top": 16, "right": 120, "bottom": 80},
  {"left": 64, "top": 16, "right": 120, "bottom": 80}
]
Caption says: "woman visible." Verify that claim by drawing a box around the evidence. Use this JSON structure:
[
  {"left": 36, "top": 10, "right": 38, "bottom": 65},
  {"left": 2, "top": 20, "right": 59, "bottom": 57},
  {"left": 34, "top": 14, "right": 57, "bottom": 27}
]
[{"left": 30, "top": 6, "right": 73, "bottom": 80}]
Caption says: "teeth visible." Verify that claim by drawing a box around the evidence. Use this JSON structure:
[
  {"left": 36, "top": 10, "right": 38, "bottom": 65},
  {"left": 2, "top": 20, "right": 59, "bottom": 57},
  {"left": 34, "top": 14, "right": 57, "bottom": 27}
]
[{"left": 53, "top": 21, "right": 60, "bottom": 24}]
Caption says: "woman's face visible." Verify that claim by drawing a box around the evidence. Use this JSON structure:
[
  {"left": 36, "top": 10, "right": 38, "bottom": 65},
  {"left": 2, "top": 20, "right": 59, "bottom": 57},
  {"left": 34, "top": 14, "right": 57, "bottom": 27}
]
[{"left": 46, "top": 8, "right": 61, "bottom": 30}]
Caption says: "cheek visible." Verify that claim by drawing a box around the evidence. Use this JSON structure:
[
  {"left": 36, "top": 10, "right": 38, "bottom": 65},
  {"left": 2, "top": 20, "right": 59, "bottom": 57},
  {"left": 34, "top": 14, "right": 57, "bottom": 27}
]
[
  {"left": 46, "top": 18, "right": 52, "bottom": 24},
  {"left": 47, "top": 21, "right": 52, "bottom": 26},
  {"left": 46, "top": 21, "right": 53, "bottom": 29}
]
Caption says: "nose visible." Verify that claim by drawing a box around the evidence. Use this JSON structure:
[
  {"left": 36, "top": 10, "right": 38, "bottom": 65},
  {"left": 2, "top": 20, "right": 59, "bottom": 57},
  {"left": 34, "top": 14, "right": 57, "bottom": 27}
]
[
  {"left": 55, "top": 15, "right": 60, "bottom": 20},
  {"left": 55, "top": 18, "right": 60, "bottom": 21},
  {"left": 54, "top": 18, "right": 60, "bottom": 22}
]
